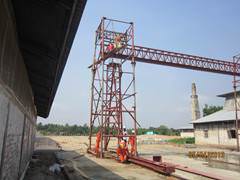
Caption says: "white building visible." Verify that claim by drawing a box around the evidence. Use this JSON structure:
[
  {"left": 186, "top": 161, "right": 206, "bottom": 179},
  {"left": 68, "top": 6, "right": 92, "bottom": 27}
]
[
  {"left": 178, "top": 125, "right": 194, "bottom": 138},
  {"left": 192, "top": 91, "right": 240, "bottom": 149}
]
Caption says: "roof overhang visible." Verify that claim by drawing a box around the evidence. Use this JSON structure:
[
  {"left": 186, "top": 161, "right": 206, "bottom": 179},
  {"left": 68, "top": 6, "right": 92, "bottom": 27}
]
[
  {"left": 12, "top": 0, "right": 87, "bottom": 117},
  {"left": 217, "top": 90, "right": 240, "bottom": 98},
  {"left": 192, "top": 110, "right": 238, "bottom": 124}
]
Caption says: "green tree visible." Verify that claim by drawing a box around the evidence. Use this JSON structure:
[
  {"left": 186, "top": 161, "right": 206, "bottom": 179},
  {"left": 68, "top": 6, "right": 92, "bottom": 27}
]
[
  {"left": 36, "top": 123, "right": 180, "bottom": 136},
  {"left": 158, "top": 125, "right": 168, "bottom": 135},
  {"left": 203, "top": 104, "right": 223, "bottom": 117}
]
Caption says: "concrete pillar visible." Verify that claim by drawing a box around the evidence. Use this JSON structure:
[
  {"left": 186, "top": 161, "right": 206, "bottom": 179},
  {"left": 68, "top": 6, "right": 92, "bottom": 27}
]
[{"left": 191, "top": 83, "right": 201, "bottom": 121}]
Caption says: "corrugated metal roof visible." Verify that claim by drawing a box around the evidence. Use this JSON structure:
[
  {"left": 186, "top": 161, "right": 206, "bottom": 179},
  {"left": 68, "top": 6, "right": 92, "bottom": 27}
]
[
  {"left": 178, "top": 124, "right": 194, "bottom": 130},
  {"left": 192, "top": 109, "right": 239, "bottom": 124},
  {"left": 217, "top": 90, "right": 240, "bottom": 97}
]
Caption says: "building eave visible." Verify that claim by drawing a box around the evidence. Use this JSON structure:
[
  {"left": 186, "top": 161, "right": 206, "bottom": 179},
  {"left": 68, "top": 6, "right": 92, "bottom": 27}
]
[{"left": 12, "top": 0, "right": 87, "bottom": 117}]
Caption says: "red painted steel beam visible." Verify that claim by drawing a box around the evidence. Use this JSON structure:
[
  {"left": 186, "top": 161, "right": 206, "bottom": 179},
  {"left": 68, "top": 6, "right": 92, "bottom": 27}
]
[
  {"left": 108, "top": 45, "right": 240, "bottom": 76},
  {"left": 104, "top": 149, "right": 226, "bottom": 179},
  {"left": 87, "top": 149, "right": 97, "bottom": 156},
  {"left": 128, "top": 156, "right": 175, "bottom": 175},
  {"left": 129, "top": 156, "right": 227, "bottom": 179}
]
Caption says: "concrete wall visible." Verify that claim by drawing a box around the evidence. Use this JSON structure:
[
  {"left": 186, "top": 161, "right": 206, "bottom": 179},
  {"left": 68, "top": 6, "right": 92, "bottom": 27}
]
[
  {"left": 223, "top": 95, "right": 240, "bottom": 111},
  {"left": 180, "top": 131, "right": 194, "bottom": 138},
  {"left": 0, "top": 0, "right": 37, "bottom": 179},
  {"left": 194, "top": 122, "right": 239, "bottom": 148}
]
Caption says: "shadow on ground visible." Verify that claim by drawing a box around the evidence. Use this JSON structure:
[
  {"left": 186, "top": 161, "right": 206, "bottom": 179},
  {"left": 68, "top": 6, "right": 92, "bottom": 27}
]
[
  {"left": 25, "top": 136, "right": 124, "bottom": 180},
  {"left": 24, "top": 150, "right": 66, "bottom": 180},
  {"left": 57, "top": 150, "right": 125, "bottom": 180}
]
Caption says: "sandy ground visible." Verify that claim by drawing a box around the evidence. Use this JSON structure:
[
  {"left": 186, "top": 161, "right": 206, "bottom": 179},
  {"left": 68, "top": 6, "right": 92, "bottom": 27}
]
[
  {"left": 29, "top": 135, "right": 240, "bottom": 180},
  {"left": 44, "top": 136, "right": 172, "bottom": 180},
  {"left": 138, "top": 144, "right": 240, "bottom": 180},
  {"left": 31, "top": 136, "right": 174, "bottom": 180}
]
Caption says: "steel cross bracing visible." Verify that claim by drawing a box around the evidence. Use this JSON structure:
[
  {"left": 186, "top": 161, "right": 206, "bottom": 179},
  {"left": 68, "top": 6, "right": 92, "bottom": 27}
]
[
  {"left": 88, "top": 17, "right": 240, "bottom": 159},
  {"left": 96, "top": 30, "right": 240, "bottom": 76},
  {"left": 113, "top": 45, "right": 240, "bottom": 76},
  {"left": 88, "top": 17, "right": 137, "bottom": 158}
]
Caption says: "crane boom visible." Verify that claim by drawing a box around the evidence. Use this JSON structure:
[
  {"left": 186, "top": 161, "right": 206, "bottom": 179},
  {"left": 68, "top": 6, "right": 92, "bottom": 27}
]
[
  {"left": 90, "top": 29, "right": 240, "bottom": 76},
  {"left": 88, "top": 17, "right": 240, "bottom": 160},
  {"left": 109, "top": 45, "right": 239, "bottom": 76}
]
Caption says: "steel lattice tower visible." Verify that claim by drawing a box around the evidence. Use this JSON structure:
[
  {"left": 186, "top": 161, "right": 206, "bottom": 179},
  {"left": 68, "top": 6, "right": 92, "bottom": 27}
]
[
  {"left": 88, "top": 17, "right": 138, "bottom": 157},
  {"left": 88, "top": 17, "right": 240, "bottom": 155}
]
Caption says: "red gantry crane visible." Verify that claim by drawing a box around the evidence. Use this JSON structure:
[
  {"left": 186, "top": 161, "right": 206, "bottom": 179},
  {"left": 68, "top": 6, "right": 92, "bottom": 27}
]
[{"left": 87, "top": 17, "right": 240, "bottom": 176}]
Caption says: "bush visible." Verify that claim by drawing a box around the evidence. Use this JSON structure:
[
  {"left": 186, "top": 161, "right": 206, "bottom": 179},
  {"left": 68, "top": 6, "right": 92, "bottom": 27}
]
[
  {"left": 185, "top": 137, "right": 195, "bottom": 144},
  {"left": 167, "top": 137, "right": 195, "bottom": 144},
  {"left": 37, "top": 123, "right": 180, "bottom": 136}
]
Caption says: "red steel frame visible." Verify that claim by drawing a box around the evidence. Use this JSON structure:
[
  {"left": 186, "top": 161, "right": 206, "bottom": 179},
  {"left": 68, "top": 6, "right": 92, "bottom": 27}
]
[
  {"left": 88, "top": 17, "right": 137, "bottom": 158},
  {"left": 113, "top": 45, "right": 239, "bottom": 76},
  {"left": 92, "top": 43, "right": 240, "bottom": 76},
  {"left": 89, "top": 17, "right": 240, "bottom": 159}
]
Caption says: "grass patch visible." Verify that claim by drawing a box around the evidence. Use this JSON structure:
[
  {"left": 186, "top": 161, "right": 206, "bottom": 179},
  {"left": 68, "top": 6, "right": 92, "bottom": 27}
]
[{"left": 167, "top": 137, "right": 195, "bottom": 144}]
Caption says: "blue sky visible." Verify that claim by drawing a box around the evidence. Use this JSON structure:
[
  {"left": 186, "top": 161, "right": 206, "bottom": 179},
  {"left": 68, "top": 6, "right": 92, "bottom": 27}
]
[{"left": 38, "top": 0, "right": 240, "bottom": 128}]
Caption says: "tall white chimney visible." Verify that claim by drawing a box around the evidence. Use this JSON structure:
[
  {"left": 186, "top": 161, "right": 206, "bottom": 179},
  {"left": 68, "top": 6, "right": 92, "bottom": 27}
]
[{"left": 191, "top": 83, "right": 201, "bottom": 121}]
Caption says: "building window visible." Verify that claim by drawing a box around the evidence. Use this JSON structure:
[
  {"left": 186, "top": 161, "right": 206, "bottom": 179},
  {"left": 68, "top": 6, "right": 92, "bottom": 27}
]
[
  {"left": 204, "top": 130, "right": 208, "bottom": 138},
  {"left": 228, "top": 129, "right": 236, "bottom": 139}
]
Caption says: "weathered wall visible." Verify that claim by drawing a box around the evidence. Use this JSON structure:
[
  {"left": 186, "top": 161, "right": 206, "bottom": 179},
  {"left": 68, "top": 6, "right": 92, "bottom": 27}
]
[
  {"left": 0, "top": 0, "right": 37, "bottom": 179},
  {"left": 194, "top": 122, "right": 239, "bottom": 148},
  {"left": 223, "top": 95, "right": 240, "bottom": 110}
]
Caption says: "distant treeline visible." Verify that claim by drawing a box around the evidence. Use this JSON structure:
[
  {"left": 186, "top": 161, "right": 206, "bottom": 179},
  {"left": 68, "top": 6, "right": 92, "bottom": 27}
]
[
  {"left": 37, "top": 123, "right": 180, "bottom": 136},
  {"left": 137, "top": 125, "right": 180, "bottom": 136},
  {"left": 37, "top": 123, "right": 97, "bottom": 136},
  {"left": 203, "top": 104, "right": 223, "bottom": 117}
]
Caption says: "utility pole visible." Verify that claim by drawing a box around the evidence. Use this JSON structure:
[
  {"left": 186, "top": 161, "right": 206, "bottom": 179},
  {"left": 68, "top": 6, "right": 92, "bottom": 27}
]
[{"left": 233, "top": 54, "right": 240, "bottom": 152}]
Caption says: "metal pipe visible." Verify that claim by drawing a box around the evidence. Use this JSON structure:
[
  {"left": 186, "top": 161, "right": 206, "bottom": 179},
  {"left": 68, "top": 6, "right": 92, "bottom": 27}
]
[
  {"left": 100, "top": 17, "right": 105, "bottom": 158},
  {"left": 104, "top": 17, "right": 132, "bottom": 24},
  {"left": 88, "top": 30, "right": 98, "bottom": 150},
  {"left": 233, "top": 55, "right": 240, "bottom": 152}
]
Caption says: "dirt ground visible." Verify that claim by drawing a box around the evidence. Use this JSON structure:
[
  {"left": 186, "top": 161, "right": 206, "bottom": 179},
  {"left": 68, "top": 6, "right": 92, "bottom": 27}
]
[
  {"left": 24, "top": 139, "right": 67, "bottom": 180},
  {"left": 138, "top": 143, "right": 240, "bottom": 180},
  {"left": 28, "top": 135, "right": 240, "bottom": 180},
  {"left": 37, "top": 136, "right": 172, "bottom": 180}
]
